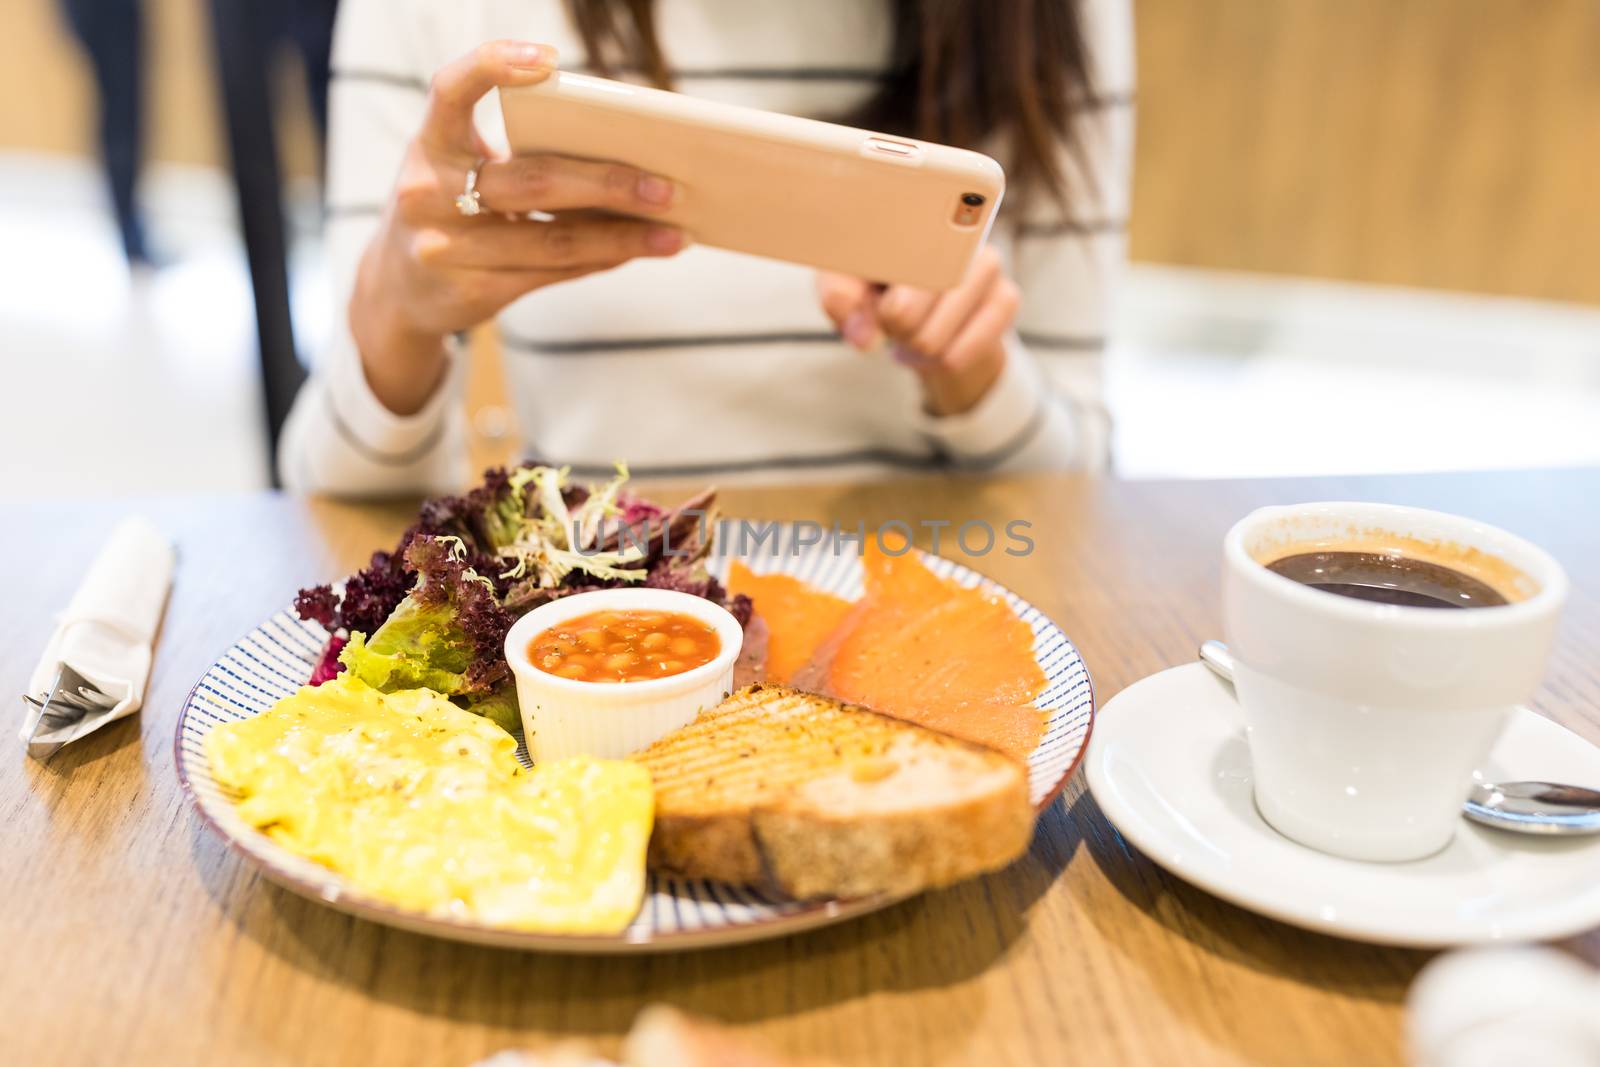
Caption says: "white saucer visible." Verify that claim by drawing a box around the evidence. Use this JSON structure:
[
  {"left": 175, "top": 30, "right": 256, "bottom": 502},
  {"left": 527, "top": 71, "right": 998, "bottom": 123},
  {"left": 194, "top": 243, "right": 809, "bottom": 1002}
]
[{"left": 1086, "top": 663, "right": 1600, "bottom": 947}]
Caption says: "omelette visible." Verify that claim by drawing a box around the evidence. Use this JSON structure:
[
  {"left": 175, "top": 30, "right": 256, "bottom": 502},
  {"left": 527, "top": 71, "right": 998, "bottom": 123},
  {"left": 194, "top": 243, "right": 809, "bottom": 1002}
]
[{"left": 205, "top": 676, "right": 653, "bottom": 934}]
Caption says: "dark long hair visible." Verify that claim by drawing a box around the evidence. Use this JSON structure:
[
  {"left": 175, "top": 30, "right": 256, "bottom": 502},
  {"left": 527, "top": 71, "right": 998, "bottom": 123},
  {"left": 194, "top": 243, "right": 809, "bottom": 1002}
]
[{"left": 565, "top": 0, "right": 1095, "bottom": 215}]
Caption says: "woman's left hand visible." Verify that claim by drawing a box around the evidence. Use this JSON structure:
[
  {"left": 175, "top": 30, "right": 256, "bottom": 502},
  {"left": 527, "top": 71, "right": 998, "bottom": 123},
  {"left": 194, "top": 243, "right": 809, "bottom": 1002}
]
[{"left": 816, "top": 246, "right": 1019, "bottom": 416}]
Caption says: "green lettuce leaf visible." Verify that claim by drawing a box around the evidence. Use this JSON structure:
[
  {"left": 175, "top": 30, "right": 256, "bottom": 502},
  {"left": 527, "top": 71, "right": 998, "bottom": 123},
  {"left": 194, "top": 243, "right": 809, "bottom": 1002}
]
[
  {"left": 338, "top": 598, "right": 474, "bottom": 695},
  {"left": 459, "top": 680, "right": 521, "bottom": 735},
  {"left": 338, "top": 535, "right": 515, "bottom": 700}
]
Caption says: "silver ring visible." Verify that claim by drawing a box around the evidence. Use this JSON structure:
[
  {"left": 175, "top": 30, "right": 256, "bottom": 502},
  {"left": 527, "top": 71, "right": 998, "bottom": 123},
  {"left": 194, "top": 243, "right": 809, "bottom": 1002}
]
[{"left": 454, "top": 159, "right": 485, "bottom": 217}]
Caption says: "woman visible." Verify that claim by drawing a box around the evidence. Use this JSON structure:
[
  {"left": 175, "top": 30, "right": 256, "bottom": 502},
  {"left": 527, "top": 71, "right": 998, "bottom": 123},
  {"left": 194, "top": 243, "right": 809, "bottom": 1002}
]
[{"left": 281, "top": 0, "right": 1133, "bottom": 492}]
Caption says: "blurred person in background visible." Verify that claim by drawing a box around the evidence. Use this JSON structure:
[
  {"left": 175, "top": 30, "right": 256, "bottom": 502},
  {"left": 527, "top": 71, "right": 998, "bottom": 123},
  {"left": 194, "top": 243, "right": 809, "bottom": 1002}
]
[
  {"left": 58, "top": 0, "right": 153, "bottom": 267},
  {"left": 281, "top": 0, "right": 1134, "bottom": 493},
  {"left": 205, "top": 0, "right": 341, "bottom": 468}
]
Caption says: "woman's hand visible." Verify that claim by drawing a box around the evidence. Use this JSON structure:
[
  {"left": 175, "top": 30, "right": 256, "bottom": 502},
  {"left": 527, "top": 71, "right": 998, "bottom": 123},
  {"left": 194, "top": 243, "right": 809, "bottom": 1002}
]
[
  {"left": 815, "top": 246, "right": 1019, "bottom": 416},
  {"left": 351, "top": 40, "right": 688, "bottom": 415}
]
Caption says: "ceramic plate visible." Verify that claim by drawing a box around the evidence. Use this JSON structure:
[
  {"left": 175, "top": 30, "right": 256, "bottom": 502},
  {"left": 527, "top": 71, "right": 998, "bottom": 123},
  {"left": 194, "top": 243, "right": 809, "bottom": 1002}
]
[
  {"left": 1087, "top": 663, "right": 1600, "bottom": 947},
  {"left": 177, "top": 525, "right": 1094, "bottom": 953}
]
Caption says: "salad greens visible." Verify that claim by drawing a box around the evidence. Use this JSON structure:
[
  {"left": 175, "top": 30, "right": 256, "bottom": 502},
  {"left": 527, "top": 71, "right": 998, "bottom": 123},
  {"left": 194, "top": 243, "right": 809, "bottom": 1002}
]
[
  {"left": 294, "top": 464, "right": 750, "bottom": 729},
  {"left": 338, "top": 536, "right": 510, "bottom": 699}
]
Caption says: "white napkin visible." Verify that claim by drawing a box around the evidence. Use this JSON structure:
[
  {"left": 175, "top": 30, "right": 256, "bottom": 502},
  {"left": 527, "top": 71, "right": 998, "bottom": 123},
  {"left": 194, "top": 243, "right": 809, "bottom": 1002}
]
[{"left": 21, "top": 516, "right": 174, "bottom": 759}]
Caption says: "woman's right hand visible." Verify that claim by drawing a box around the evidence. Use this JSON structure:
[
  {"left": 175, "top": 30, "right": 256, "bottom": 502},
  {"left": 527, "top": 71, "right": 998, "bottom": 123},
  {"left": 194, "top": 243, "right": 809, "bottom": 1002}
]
[{"left": 350, "top": 40, "right": 688, "bottom": 415}]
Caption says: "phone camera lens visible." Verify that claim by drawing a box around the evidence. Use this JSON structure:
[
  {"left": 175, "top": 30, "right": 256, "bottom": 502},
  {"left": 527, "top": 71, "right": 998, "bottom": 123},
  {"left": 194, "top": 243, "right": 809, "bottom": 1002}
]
[{"left": 961, "top": 193, "right": 986, "bottom": 208}]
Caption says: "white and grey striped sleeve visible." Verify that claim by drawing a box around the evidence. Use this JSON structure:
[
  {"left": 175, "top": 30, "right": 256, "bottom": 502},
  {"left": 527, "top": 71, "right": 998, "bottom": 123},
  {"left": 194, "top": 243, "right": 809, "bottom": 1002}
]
[
  {"left": 278, "top": 0, "right": 469, "bottom": 497},
  {"left": 904, "top": 331, "right": 1080, "bottom": 472}
]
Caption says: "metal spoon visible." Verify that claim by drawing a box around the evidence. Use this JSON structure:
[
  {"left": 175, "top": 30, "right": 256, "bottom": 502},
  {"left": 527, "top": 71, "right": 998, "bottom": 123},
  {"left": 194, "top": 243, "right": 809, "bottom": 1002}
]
[{"left": 1197, "top": 639, "right": 1600, "bottom": 836}]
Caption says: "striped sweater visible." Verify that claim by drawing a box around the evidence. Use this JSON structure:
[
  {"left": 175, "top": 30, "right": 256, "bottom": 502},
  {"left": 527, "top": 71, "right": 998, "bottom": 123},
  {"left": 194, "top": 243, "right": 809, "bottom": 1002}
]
[{"left": 280, "top": 0, "right": 1135, "bottom": 492}]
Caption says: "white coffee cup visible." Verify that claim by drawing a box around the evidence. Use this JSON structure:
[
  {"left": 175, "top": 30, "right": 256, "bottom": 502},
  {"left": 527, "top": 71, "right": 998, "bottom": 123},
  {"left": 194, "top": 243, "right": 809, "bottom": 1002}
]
[{"left": 1222, "top": 502, "right": 1567, "bottom": 862}]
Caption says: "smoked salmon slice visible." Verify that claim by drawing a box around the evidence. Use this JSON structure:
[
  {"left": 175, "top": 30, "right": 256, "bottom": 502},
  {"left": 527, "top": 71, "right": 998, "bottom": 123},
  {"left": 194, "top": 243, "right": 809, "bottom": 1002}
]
[
  {"left": 822, "top": 540, "right": 1046, "bottom": 761},
  {"left": 726, "top": 561, "right": 854, "bottom": 685}
]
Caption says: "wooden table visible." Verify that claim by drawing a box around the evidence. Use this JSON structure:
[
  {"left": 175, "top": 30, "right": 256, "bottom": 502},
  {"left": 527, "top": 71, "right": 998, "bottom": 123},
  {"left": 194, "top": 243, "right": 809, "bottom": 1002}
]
[{"left": 8, "top": 470, "right": 1599, "bottom": 1067}]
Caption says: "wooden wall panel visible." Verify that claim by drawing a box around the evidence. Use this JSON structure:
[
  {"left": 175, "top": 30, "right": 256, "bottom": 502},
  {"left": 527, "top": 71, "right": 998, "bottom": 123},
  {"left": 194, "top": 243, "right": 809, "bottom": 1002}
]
[{"left": 1129, "top": 0, "right": 1600, "bottom": 304}]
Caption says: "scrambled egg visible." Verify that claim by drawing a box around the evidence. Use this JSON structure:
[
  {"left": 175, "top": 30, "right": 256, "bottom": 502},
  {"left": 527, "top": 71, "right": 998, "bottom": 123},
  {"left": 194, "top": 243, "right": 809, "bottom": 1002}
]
[{"left": 206, "top": 676, "right": 653, "bottom": 934}]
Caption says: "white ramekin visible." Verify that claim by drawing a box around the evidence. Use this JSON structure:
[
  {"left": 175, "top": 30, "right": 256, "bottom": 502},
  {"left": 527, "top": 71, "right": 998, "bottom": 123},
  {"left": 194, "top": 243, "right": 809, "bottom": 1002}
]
[{"left": 504, "top": 587, "right": 744, "bottom": 762}]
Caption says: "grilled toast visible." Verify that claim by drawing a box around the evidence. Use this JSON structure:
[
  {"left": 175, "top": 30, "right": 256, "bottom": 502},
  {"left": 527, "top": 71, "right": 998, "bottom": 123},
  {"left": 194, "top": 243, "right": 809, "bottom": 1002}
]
[{"left": 632, "top": 684, "right": 1033, "bottom": 899}]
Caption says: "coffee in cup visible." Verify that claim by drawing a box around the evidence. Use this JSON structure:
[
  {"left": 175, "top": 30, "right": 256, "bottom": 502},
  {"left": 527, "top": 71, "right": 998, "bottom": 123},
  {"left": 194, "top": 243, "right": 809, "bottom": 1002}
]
[{"left": 1223, "top": 502, "right": 1567, "bottom": 862}]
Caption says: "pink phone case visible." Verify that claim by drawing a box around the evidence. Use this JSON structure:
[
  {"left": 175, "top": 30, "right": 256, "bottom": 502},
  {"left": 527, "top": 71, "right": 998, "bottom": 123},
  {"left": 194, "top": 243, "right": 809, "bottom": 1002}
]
[{"left": 499, "top": 72, "right": 1005, "bottom": 290}]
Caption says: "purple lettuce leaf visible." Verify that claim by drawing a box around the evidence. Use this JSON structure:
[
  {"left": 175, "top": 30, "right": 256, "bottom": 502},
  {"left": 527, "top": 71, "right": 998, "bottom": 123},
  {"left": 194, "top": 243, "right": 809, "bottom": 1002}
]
[{"left": 308, "top": 634, "right": 348, "bottom": 685}]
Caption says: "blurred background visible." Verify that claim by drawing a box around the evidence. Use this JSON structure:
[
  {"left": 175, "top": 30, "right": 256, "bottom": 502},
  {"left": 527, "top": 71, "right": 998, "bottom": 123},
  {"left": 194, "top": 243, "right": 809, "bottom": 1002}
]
[{"left": 3, "top": 0, "right": 1598, "bottom": 495}]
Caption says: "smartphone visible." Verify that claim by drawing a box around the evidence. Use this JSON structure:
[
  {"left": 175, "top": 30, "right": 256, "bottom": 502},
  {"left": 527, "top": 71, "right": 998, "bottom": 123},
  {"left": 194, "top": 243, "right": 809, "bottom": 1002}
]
[{"left": 499, "top": 73, "right": 1004, "bottom": 290}]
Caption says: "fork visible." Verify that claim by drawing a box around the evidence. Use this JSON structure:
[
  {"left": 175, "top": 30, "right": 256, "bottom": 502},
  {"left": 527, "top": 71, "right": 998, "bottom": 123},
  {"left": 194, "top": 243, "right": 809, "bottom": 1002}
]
[{"left": 22, "top": 663, "right": 114, "bottom": 740}]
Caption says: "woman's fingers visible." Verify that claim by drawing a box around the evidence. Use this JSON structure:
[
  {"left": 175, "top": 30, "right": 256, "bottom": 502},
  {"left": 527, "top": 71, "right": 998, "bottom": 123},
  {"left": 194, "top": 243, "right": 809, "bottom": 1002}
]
[
  {"left": 909, "top": 248, "right": 1003, "bottom": 356},
  {"left": 945, "top": 277, "right": 1021, "bottom": 370},
  {"left": 474, "top": 155, "right": 677, "bottom": 216},
  {"left": 875, "top": 285, "right": 939, "bottom": 342},
  {"left": 815, "top": 272, "right": 872, "bottom": 325},
  {"left": 473, "top": 263, "right": 619, "bottom": 306},
  {"left": 421, "top": 40, "right": 557, "bottom": 157},
  {"left": 815, "top": 273, "right": 881, "bottom": 349},
  {"left": 514, "top": 215, "right": 687, "bottom": 266},
  {"left": 413, "top": 216, "right": 687, "bottom": 271}
]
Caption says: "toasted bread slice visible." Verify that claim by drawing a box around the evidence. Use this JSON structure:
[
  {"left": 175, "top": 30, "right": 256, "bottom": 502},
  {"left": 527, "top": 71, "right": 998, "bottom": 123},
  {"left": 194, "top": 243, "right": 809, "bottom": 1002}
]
[{"left": 633, "top": 684, "right": 1033, "bottom": 899}]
